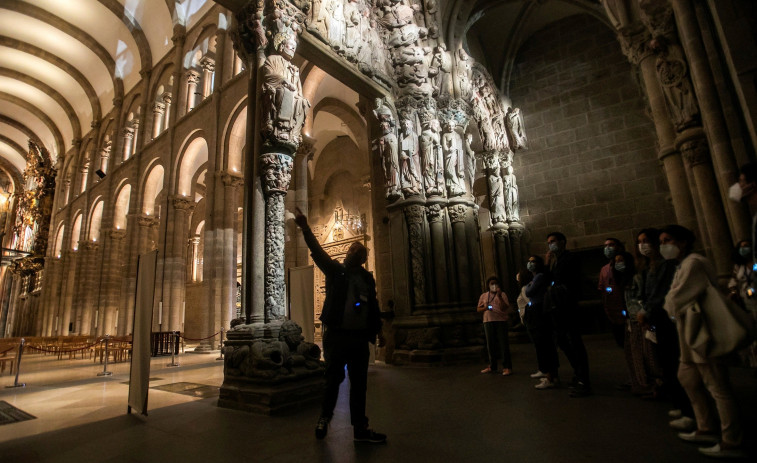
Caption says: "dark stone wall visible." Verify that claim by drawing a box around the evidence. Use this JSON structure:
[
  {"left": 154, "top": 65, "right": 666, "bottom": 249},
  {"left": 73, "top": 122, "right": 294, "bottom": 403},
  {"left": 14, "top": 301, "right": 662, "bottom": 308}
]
[{"left": 509, "top": 14, "right": 676, "bottom": 252}]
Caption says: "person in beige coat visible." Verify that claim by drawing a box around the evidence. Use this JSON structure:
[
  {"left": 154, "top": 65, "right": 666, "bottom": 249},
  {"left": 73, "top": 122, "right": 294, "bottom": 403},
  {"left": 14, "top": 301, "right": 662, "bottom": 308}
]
[{"left": 661, "top": 225, "right": 745, "bottom": 459}]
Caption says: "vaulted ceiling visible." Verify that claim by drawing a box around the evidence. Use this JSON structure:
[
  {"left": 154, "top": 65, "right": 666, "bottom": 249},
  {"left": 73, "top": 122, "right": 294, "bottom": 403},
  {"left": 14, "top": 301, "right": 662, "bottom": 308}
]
[{"left": 0, "top": 0, "right": 216, "bottom": 184}]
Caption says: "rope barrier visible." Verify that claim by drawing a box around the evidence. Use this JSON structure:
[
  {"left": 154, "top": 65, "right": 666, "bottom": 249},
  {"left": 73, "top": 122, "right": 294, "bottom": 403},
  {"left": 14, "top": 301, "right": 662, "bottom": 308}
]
[
  {"left": 177, "top": 331, "right": 221, "bottom": 341},
  {"left": 24, "top": 339, "right": 104, "bottom": 354},
  {"left": 0, "top": 345, "right": 15, "bottom": 355}
]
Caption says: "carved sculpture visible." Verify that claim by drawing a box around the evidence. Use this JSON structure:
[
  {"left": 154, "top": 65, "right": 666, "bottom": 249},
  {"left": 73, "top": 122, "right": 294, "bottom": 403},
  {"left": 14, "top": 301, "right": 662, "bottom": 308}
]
[
  {"left": 261, "top": 32, "right": 311, "bottom": 151},
  {"left": 380, "top": 0, "right": 427, "bottom": 48},
  {"left": 457, "top": 48, "right": 473, "bottom": 100},
  {"left": 505, "top": 107, "right": 527, "bottom": 150},
  {"left": 464, "top": 132, "right": 476, "bottom": 188},
  {"left": 429, "top": 43, "right": 452, "bottom": 97},
  {"left": 419, "top": 113, "right": 444, "bottom": 196},
  {"left": 372, "top": 98, "right": 401, "bottom": 200},
  {"left": 326, "top": 0, "right": 346, "bottom": 51},
  {"left": 484, "top": 153, "right": 506, "bottom": 225},
  {"left": 343, "top": 0, "right": 362, "bottom": 61},
  {"left": 399, "top": 118, "right": 422, "bottom": 196},
  {"left": 503, "top": 165, "right": 520, "bottom": 222},
  {"left": 651, "top": 39, "right": 700, "bottom": 132},
  {"left": 441, "top": 119, "right": 466, "bottom": 197}
]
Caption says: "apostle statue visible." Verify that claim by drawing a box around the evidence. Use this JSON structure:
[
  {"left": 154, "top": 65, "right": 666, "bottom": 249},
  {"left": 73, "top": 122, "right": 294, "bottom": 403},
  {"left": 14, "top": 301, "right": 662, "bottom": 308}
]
[
  {"left": 505, "top": 107, "right": 527, "bottom": 150},
  {"left": 399, "top": 118, "right": 422, "bottom": 196},
  {"left": 420, "top": 116, "right": 444, "bottom": 196},
  {"left": 441, "top": 119, "right": 466, "bottom": 197},
  {"left": 261, "top": 33, "right": 311, "bottom": 150},
  {"left": 429, "top": 43, "right": 452, "bottom": 97},
  {"left": 372, "top": 98, "right": 401, "bottom": 200},
  {"left": 651, "top": 39, "right": 700, "bottom": 131},
  {"left": 503, "top": 165, "right": 519, "bottom": 222},
  {"left": 464, "top": 132, "right": 476, "bottom": 189}
]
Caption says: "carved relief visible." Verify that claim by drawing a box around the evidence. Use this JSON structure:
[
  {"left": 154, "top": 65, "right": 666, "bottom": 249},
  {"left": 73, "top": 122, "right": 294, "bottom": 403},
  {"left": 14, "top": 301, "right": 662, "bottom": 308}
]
[
  {"left": 447, "top": 204, "right": 467, "bottom": 224},
  {"left": 680, "top": 137, "right": 709, "bottom": 167},
  {"left": 441, "top": 118, "right": 466, "bottom": 197},
  {"left": 265, "top": 195, "right": 287, "bottom": 321},
  {"left": 505, "top": 107, "right": 527, "bottom": 150},
  {"left": 651, "top": 39, "right": 700, "bottom": 132},
  {"left": 372, "top": 98, "right": 401, "bottom": 201},
  {"left": 399, "top": 118, "right": 422, "bottom": 196},
  {"left": 403, "top": 204, "right": 426, "bottom": 305},
  {"left": 429, "top": 43, "right": 452, "bottom": 98},
  {"left": 456, "top": 48, "right": 473, "bottom": 100},
  {"left": 419, "top": 108, "right": 444, "bottom": 197},
  {"left": 464, "top": 132, "right": 477, "bottom": 189},
  {"left": 503, "top": 165, "right": 520, "bottom": 222},
  {"left": 425, "top": 203, "right": 443, "bottom": 223},
  {"left": 484, "top": 153, "right": 506, "bottom": 225},
  {"left": 260, "top": 153, "right": 294, "bottom": 194}
]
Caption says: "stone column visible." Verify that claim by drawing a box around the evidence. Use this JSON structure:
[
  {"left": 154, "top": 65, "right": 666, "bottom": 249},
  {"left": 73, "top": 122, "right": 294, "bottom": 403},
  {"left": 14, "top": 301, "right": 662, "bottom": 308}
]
[
  {"left": 122, "top": 126, "right": 135, "bottom": 162},
  {"left": 185, "top": 70, "right": 201, "bottom": 113},
  {"left": 164, "top": 195, "right": 195, "bottom": 331},
  {"left": 99, "top": 140, "right": 112, "bottom": 176},
  {"left": 403, "top": 202, "right": 427, "bottom": 306},
  {"left": 79, "top": 160, "right": 89, "bottom": 194},
  {"left": 447, "top": 202, "right": 472, "bottom": 301},
  {"left": 78, "top": 241, "right": 100, "bottom": 335},
  {"left": 233, "top": 53, "right": 243, "bottom": 76},
  {"left": 63, "top": 179, "right": 71, "bottom": 206},
  {"left": 121, "top": 214, "right": 159, "bottom": 335},
  {"left": 219, "top": 172, "right": 244, "bottom": 337},
  {"left": 670, "top": 0, "right": 750, "bottom": 240},
  {"left": 60, "top": 250, "right": 77, "bottom": 335},
  {"left": 189, "top": 235, "right": 201, "bottom": 282},
  {"left": 464, "top": 206, "right": 484, "bottom": 298},
  {"left": 200, "top": 56, "right": 216, "bottom": 99},
  {"left": 507, "top": 222, "right": 525, "bottom": 296},
  {"left": 162, "top": 92, "right": 173, "bottom": 131},
  {"left": 152, "top": 102, "right": 166, "bottom": 139},
  {"left": 492, "top": 226, "right": 510, "bottom": 286},
  {"left": 99, "top": 228, "right": 126, "bottom": 335},
  {"left": 130, "top": 119, "right": 140, "bottom": 156},
  {"left": 425, "top": 202, "right": 448, "bottom": 303}
]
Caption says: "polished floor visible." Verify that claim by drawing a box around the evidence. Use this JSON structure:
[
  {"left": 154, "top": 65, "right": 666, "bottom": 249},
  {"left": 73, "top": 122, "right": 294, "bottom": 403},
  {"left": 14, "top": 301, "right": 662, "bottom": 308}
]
[{"left": 0, "top": 335, "right": 754, "bottom": 463}]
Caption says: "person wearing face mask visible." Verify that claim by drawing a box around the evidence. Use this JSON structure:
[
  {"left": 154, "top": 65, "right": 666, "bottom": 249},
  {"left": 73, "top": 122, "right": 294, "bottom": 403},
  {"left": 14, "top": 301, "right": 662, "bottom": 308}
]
[
  {"left": 477, "top": 276, "right": 514, "bottom": 375},
  {"left": 634, "top": 228, "right": 695, "bottom": 429},
  {"left": 294, "top": 208, "right": 386, "bottom": 444},
  {"left": 545, "top": 232, "right": 590, "bottom": 397},
  {"left": 662, "top": 225, "right": 746, "bottom": 459},
  {"left": 598, "top": 238, "right": 627, "bottom": 349},
  {"left": 524, "top": 255, "right": 560, "bottom": 388},
  {"left": 727, "top": 240, "right": 752, "bottom": 310}
]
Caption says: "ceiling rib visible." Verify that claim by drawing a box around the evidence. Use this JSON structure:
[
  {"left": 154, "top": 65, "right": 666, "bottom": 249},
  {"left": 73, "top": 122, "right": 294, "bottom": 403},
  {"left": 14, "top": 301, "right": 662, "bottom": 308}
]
[
  {"left": 0, "top": 91, "right": 64, "bottom": 157},
  {"left": 0, "top": 114, "right": 42, "bottom": 150},
  {"left": 98, "top": 0, "right": 153, "bottom": 72}
]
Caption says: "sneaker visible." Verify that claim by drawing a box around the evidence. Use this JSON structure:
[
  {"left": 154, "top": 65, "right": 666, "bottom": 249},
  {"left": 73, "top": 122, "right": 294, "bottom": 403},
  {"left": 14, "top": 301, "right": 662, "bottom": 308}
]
[
  {"left": 535, "top": 377, "right": 556, "bottom": 389},
  {"left": 354, "top": 428, "right": 387, "bottom": 444},
  {"left": 569, "top": 382, "right": 592, "bottom": 398},
  {"left": 502, "top": 368, "right": 513, "bottom": 376},
  {"left": 480, "top": 367, "right": 493, "bottom": 374},
  {"left": 530, "top": 370, "right": 547, "bottom": 378},
  {"left": 698, "top": 443, "right": 747, "bottom": 459},
  {"left": 315, "top": 416, "right": 330, "bottom": 440},
  {"left": 668, "top": 409, "right": 683, "bottom": 419},
  {"left": 669, "top": 416, "right": 696, "bottom": 431},
  {"left": 678, "top": 431, "right": 719, "bottom": 444}
]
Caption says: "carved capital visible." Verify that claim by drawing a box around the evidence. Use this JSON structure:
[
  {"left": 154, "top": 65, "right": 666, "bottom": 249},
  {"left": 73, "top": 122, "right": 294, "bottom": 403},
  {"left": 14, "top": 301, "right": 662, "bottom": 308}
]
[
  {"left": 221, "top": 172, "right": 245, "bottom": 188},
  {"left": 260, "top": 153, "right": 293, "bottom": 195},
  {"left": 108, "top": 229, "right": 127, "bottom": 240},
  {"left": 617, "top": 28, "right": 654, "bottom": 65},
  {"left": 639, "top": 0, "right": 676, "bottom": 40},
  {"left": 403, "top": 204, "right": 425, "bottom": 225},
  {"left": 188, "top": 236, "right": 201, "bottom": 246},
  {"left": 137, "top": 214, "right": 159, "bottom": 228},
  {"left": 199, "top": 56, "right": 216, "bottom": 73},
  {"left": 81, "top": 240, "right": 99, "bottom": 251},
  {"left": 680, "top": 137, "right": 710, "bottom": 167},
  {"left": 448, "top": 204, "right": 467, "bottom": 223},
  {"left": 161, "top": 92, "right": 173, "bottom": 105},
  {"left": 171, "top": 195, "right": 196, "bottom": 211},
  {"left": 185, "top": 70, "right": 201, "bottom": 85},
  {"left": 123, "top": 127, "right": 135, "bottom": 139},
  {"left": 426, "top": 204, "right": 444, "bottom": 223},
  {"left": 152, "top": 102, "right": 166, "bottom": 114}
]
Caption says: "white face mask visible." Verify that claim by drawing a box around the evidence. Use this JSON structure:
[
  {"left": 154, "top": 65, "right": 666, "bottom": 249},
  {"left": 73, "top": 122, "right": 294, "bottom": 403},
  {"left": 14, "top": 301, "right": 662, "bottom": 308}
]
[
  {"left": 660, "top": 243, "right": 680, "bottom": 260},
  {"left": 638, "top": 243, "right": 653, "bottom": 257},
  {"left": 729, "top": 182, "right": 743, "bottom": 202},
  {"left": 548, "top": 243, "right": 560, "bottom": 253},
  {"left": 489, "top": 284, "right": 498, "bottom": 292}
]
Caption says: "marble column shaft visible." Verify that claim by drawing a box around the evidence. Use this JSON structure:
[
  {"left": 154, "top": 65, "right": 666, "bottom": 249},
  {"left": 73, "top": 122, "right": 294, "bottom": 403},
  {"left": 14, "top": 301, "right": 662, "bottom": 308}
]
[{"left": 186, "top": 70, "right": 201, "bottom": 113}]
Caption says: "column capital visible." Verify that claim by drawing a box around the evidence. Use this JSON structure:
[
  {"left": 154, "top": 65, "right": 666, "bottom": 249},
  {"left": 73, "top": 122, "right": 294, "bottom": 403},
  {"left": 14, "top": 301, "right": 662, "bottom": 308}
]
[
  {"left": 447, "top": 204, "right": 467, "bottom": 223},
  {"left": 137, "top": 214, "right": 160, "bottom": 228},
  {"left": 161, "top": 92, "right": 173, "bottom": 105},
  {"left": 152, "top": 101, "right": 166, "bottom": 113},
  {"left": 220, "top": 171, "right": 245, "bottom": 188},
  {"left": 679, "top": 136, "right": 710, "bottom": 167},
  {"left": 106, "top": 229, "right": 127, "bottom": 240},
  {"left": 185, "top": 70, "right": 201, "bottom": 84},
  {"left": 638, "top": 0, "right": 676, "bottom": 41},
  {"left": 260, "top": 153, "right": 293, "bottom": 195},
  {"left": 199, "top": 56, "right": 216, "bottom": 73},
  {"left": 426, "top": 203, "right": 444, "bottom": 223},
  {"left": 170, "top": 194, "right": 196, "bottom": 211},
  {"left": 617, "top": 27, "right": 654, "bottom": 65},
  {"left": 81, "top": 240, "right": 99, "bottom": 251},
  {"left": 123, "top": 126, "right": 135, "bottom": 139},
  {"left": 188, "top": 235, "right": 201, "bottom": 246},
  {"left": 403, "top": 204, "right": 426, "bottom": 225},
  {"left": 172, "top": 24, "right": 186, "bottom": 46}
]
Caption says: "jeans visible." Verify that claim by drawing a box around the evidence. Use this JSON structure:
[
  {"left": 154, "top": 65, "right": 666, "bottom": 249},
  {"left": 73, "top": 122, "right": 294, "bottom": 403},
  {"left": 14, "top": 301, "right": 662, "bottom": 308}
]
[
  {"left": 320, "top": 328, "right": 370, "bottom": 428},
  {"left": 484, "top": 321, "right": 512, "bottom": 370}
]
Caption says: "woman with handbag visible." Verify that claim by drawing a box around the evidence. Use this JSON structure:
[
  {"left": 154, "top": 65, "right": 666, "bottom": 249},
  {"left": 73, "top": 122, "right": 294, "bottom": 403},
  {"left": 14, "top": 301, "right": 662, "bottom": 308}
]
[{"left": 661, "top": 225, "right": 746, "bottom": 459}]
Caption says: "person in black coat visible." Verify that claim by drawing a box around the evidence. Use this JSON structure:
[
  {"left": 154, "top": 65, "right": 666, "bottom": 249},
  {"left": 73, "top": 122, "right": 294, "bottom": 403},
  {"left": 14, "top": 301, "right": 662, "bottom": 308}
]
[{"left": 294, "top": 207, "right": 386, "bottom": 444}]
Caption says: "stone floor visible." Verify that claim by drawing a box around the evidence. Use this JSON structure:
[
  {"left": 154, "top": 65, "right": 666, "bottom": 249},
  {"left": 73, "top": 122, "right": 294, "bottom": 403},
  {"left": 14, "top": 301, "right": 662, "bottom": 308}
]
[{"left": 0, "top": 335, "right": 754, "bottom": 463}]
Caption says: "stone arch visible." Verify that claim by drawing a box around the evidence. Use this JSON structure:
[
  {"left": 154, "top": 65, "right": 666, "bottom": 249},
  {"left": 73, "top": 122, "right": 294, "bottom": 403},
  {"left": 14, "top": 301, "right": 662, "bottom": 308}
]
[
  {"left": 222, "top": 98, "right": 248, "bottom": 174},
  {"left": 53, "top": 222, "right": 65, "bottom": 258},
  {"left": 71, "top": 211, "right": 83, "bottom": 250},
  {"left": 175, "top": 132, "right": 208, "bottom": 197},
  {"left": 141, "top": 161, "right": 164, "bottom": 216},
  {"left": 0, "top": 91, "right": 65, "bottom": 158},
  {"left": 98, "top": 0, "right": 152, "bottom": 72},
  {"left": 311, "top": 97, "right": 367, "bottom": 163},
  {"left": 88, "top": 197, "right": 104, "bottom": 242},
  {"left": 113, "top": 182, "right": 132, "bottom": 231}
]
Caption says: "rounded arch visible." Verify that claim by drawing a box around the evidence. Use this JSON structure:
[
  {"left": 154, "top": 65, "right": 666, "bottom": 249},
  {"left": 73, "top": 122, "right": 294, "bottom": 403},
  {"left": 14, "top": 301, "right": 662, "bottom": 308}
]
[
  {"left": 175, "top": 132, "right": 208, "bottom": 196},
  {"left": 113, "top": 182, "right": 132, "bottom": 230},
  {"left": 88, "top": 197, "right": 104, "bottom": 242},
  {"left": 222, "top": 97, "right": 248, "bottom": 174},
  {"left": 53, "top": 222, "right": 65, "bottom": 258},
  {"left": 142, "top": 162, "right": 165, "bottom": 216},
  {"left": 70, "top": 211, "right": 83, "bottom": 250}
]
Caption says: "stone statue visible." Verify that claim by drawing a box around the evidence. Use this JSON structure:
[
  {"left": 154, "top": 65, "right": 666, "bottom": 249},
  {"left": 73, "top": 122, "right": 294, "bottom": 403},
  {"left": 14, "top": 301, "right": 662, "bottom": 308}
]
[
  {"left": 279, "top": 320, "right": 321, "bottom": 369},
  {"left": 395, "top": 46, "right": 433, "bottom": 97},
  {"left": 457, "top": 48, "right": 473, "bottom": 99},
  {"left": 429, "top": 43, "right": 452, "bottom": 97},
  {"left": 326, "top": 0, "right": 346, "bottom": 52},
  {"left": 484, "top": 154, "right": 506, "bottom": 224},
  {"left": 261, "top": 33, "right": 311, "bottom": 150},
  {"left": 399, "top": 118, "right": 422, "bottom": 196},
  {"left": 343, "top": 0, "right": 362, "bottom": 61},
  {"left": 372, "top": 98, "right": 401, "bottom": 200},
  {"left": 358, "top": 14, "right": 391, "bottom": 81},
  {"left": 419, "top": 116, "right": 444, "bottom": 196},
  {"left": 505, "top": 107, "right": 527, "bottom": 150},
  {"left": 464, "top": 132, "right": 476, "bottom": 188},
  {"left": 382, "top": 0, "right": 427, "bottom": 48},
  {"left": 441, "top": 119, "right": 466, "bottom": 197},
  {"left": 651, "top": 39, "right": 700, "bottom": 131},
  {"left": 503, "top": 165, "right": 519, "bottom": 222}
]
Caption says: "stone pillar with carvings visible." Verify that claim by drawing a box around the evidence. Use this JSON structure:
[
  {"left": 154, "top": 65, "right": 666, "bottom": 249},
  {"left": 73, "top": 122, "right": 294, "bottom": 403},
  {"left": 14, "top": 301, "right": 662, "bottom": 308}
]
[
  {"left": 403, "top": 202, "right": 427, "bottom": 306},
  {"left": 152, "top": 102, "right": 166, "bottom": 139},
  {"left": 447, "top": 202, "right": 471, "bottom": 301},
  {"left": 200, "top": 56, "right": 216, "bottom": 99},
  {"left": 425, "top": 202, "right": 448, "bottom": 303},
  {"left": 163, "top": 196, "right": 195, "bottom": 331},
  {"left": 185, "top": 70, "right": 201, "bottom": 113}
]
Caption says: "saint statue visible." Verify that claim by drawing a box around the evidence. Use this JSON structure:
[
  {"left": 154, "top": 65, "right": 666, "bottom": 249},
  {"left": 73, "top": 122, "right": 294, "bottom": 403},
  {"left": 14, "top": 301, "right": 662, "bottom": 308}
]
[
  {"left": 651, "top": 39, "right": 700, "bottom": 131},
  {"left": 419, "top": 117, "right": 444, "bottom": 196},
  {"left": 503, "top": 165, "right": 520, "bottom": 222},
  {"left": 441, "top": 119, "right": 466, "bottom": 197},
  {"left": 399, "top": 119, "right": 422, "bottom": 196},
  {"left": 429, "top": 43, "right": 452, "bottom": 97},
  {"left": 505, "top": 107, "right": 527, "bottom": 150},
  {"left": 372, "top": 98, "right": 401, "bottom": 200}
]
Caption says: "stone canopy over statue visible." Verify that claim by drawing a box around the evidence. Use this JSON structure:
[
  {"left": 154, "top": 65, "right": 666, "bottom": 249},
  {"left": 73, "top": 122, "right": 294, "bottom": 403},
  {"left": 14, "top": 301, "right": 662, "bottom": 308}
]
[{"left": 261, "top": 32, "right": 311, "bottom": 152}]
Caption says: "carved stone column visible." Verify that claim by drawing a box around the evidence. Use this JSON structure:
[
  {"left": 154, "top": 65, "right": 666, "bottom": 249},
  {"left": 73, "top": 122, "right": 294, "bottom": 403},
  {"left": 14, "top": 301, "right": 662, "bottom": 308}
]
[
  {"left": 492, "top": 226, "right": 510, "bottom": 288},
  {"left": 122, "top": 126, "right": 135, "bottom": 162},
  {"left": 425, "top": 202, "right": 448, "bottom": 303},
  {"left": 185, "top": 70, "right": 201, "bottom": 113},
  {"left": 189, "top": 236, "right": 201, "bottom": 282},
  {"left": 403, "top": 203, "right": 427, "bottom": 306},
  {"left": 152, "top": 102, "right": 166, "bottom": 139},
  {"left": 164, "top": 195, "right": 195, "bottom": 330},
  {"left": 448, "top": 202, "right": 472, "bottom": 302},
  {"left": 162, "top": 92, "right": 173, "bottom": 131},
  {"left": 200, "top": 56, "right": 216, "bottom": 99}
]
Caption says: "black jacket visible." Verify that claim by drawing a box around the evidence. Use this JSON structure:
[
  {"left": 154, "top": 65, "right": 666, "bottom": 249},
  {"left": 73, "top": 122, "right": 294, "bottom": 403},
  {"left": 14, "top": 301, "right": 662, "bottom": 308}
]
[{"left": 302, "top": 226, "right": 382, "bottom": 342}]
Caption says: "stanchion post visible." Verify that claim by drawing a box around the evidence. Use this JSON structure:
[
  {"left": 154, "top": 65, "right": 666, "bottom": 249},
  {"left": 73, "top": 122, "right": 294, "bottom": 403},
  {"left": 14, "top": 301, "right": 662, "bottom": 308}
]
[
  {"left": 216, "top": 328, "right": 225, "bottom": 360},
  {"left": 6, "top": 338, "right": 26, "bottom": 388},
  {"left": 98, "top": 335, "right": 113, "bottom": 376},
  {"left": 167, "top": 331, "right": 180, "bottom": 367}
]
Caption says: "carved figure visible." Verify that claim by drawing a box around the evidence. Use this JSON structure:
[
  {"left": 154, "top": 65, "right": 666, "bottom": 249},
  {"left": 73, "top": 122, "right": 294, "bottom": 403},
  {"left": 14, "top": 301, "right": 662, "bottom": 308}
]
[
  {"left": 358, "top": 15, "right": 391, "bottom": 80},
  {"left": 372, "top": 99, "right": 400, "bottom": 200},
  {"left": 326, "top": 0, "right": 346, "bottom": 51},
  {"left": 399, "top": 118, "right": 422, "bottom": 196},
  {"left": 429, "top": 43, "right": 452, "bottom": 97},
  {"left": 344, "top": 0, "right": 362, "bottom": 61},
  {"left": 441, "top": 119, "right": 466, "bottom": 197},
  {"left": 457, "top": 48, "right": 473, "bottom": 99},
  {"left": 419, "top": 117, "right": 444, "bottom": 196},
  {"left": 382, "top": 0, "right": 427, "bottom": 48},
  {"left": 503, "top": 165, "right": 520, "bottom": 222},
  {"left": 651, "top": 40, "right": 699, "bottom": 131},
  {"left": 505, "top": 107, "right": 527, "bottom": 150},
  {"left": 261, "top": 33, "right": 311, "bottom": 149},
  {"left": 464, "top": 132, "right": 476, "bottom": 187},
  {"left": 484, "top": 154, "right": 506, "bottom": 224}
]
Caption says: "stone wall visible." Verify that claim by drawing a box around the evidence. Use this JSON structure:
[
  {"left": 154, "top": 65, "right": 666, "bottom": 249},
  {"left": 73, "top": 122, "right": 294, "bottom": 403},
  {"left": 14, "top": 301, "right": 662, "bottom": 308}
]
[{"left": 510, "top": 14, "right": 676, "bottom": 252}]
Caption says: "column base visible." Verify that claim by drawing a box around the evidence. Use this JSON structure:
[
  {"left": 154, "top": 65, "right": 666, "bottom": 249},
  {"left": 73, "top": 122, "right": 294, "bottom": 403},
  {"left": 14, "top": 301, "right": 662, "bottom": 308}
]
[
  {"left": 192, "top": 340, "right": 214, "bottom": 353},
  {"left": 218, "top": 320, "right": 325, "bottom": 415}
]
